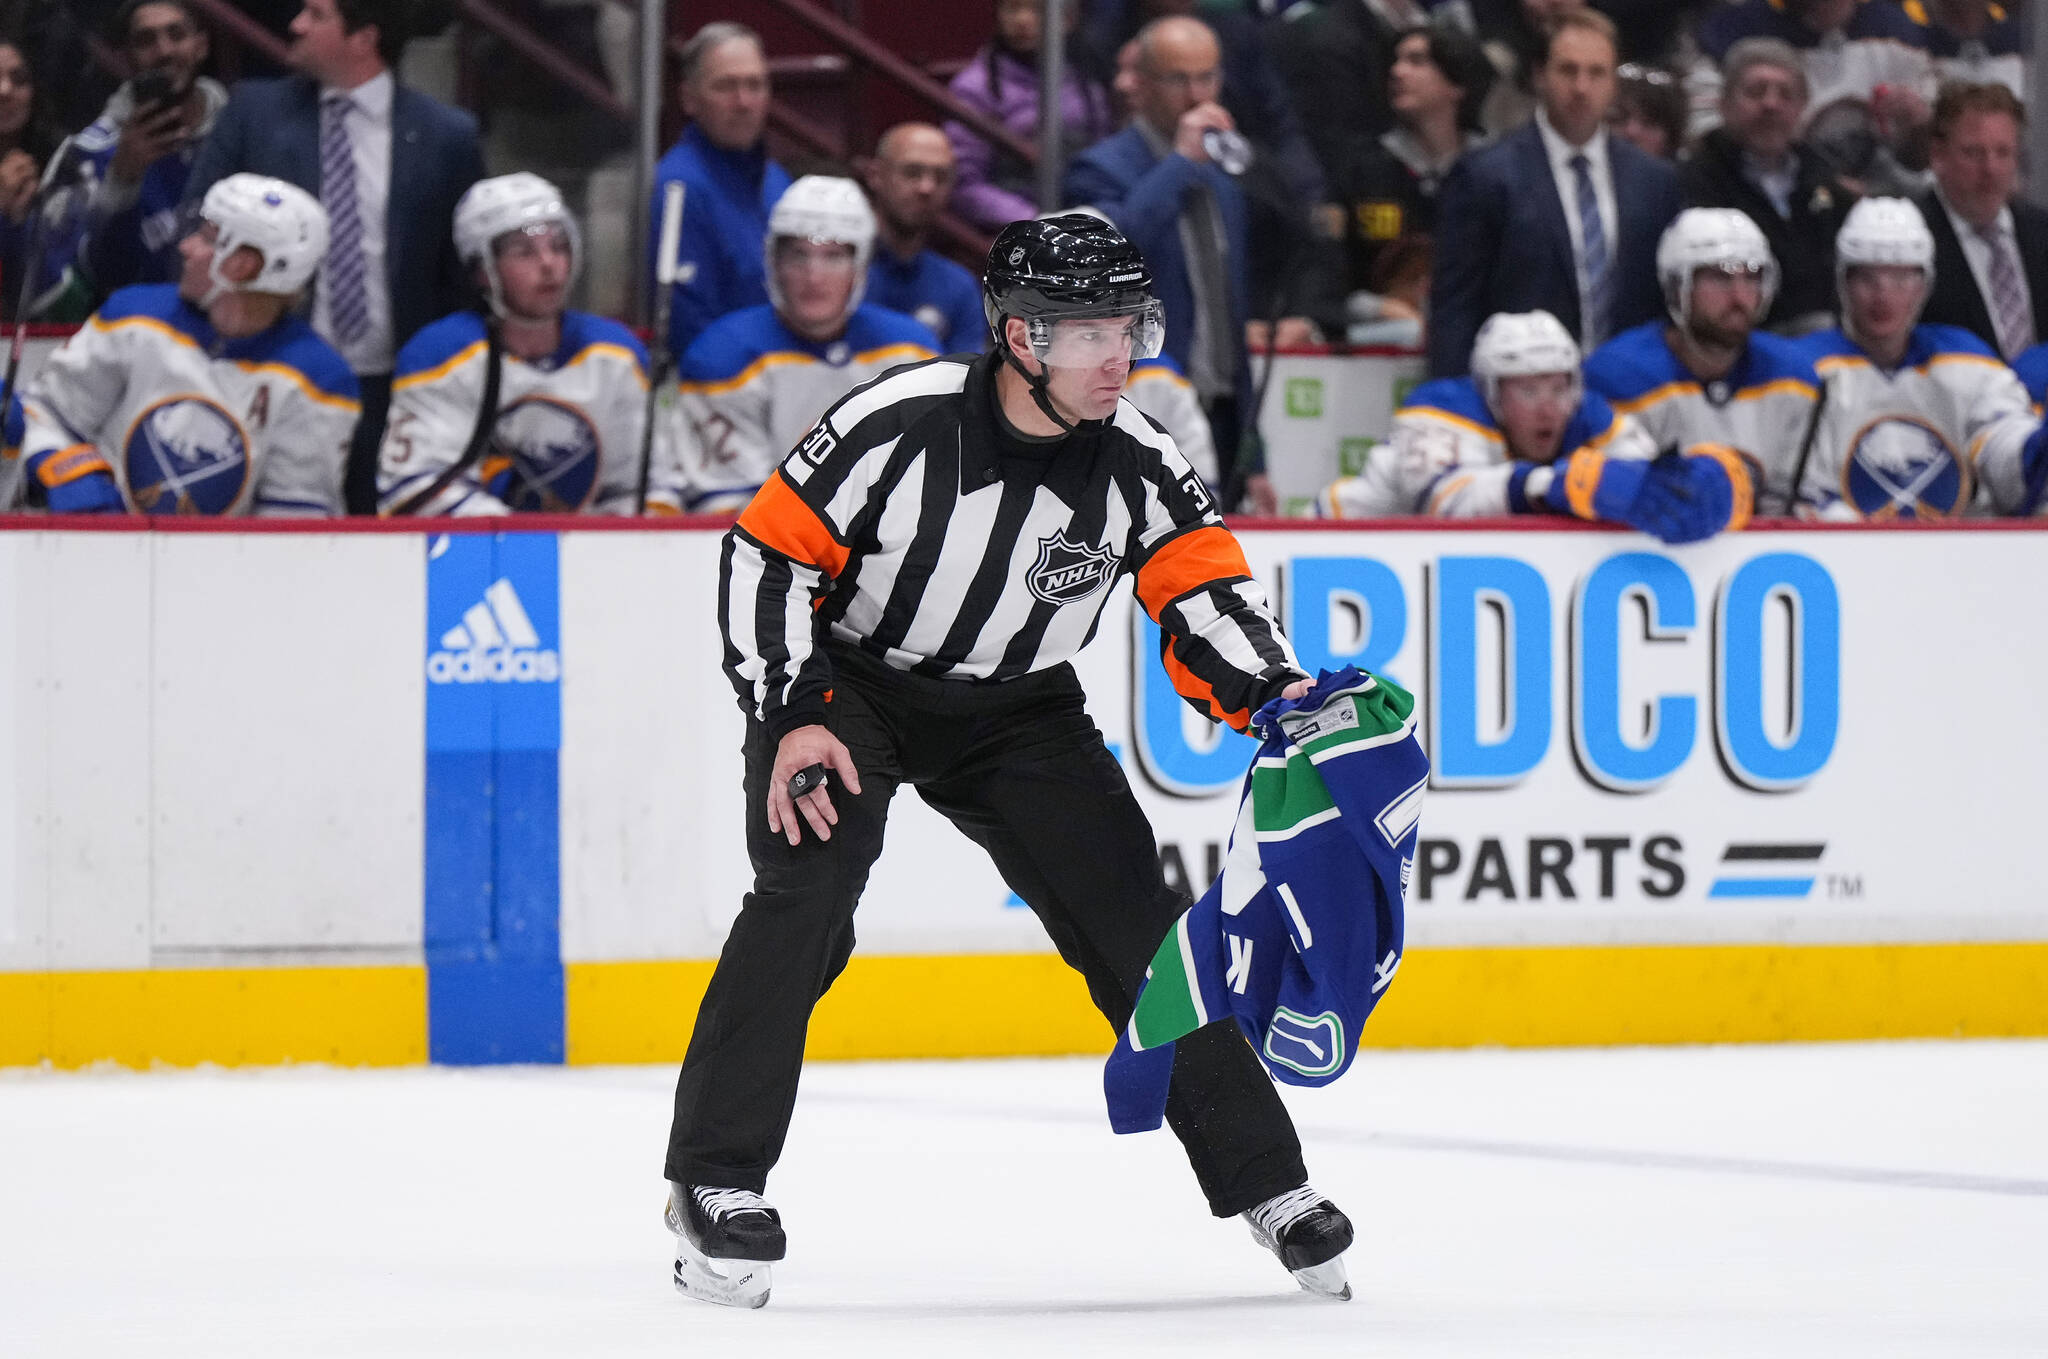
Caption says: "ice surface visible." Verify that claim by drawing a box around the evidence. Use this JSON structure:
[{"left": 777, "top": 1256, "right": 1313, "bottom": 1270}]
[{"left": 3, "top": 1041, "right": 2045, "bottom": 1358}]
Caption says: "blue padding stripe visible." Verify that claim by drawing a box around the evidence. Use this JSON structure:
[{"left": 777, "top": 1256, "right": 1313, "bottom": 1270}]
[
  {"left": 1707, "top": 878, "right": 1816, "bottom": 899},
  {"left": 423, "top": 532, "right": 564, "bottom": 1065}
]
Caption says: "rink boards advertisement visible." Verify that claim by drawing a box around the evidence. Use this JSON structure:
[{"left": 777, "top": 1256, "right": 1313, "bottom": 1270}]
[{"left": 3, "top": 521, "right": 2046, "bottom": 1067}]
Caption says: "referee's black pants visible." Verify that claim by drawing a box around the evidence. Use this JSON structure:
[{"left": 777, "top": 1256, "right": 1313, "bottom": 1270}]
[{"left": 666, "top": 645, "right": 1308, "bottom": 1218}]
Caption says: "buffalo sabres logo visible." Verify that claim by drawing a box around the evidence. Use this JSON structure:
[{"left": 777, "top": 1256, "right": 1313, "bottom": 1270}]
[
  {"left": 124, "top": 396, "right": 250, "bottom": 514},
  {"left": 1840, "top": 415, "right": 1972, "bottom": 520},
  {"left": 485, "top": 396, "right": 601, "bottom": 511},
  {"left": 1027, "top": 528, "right": 1118, "bottom": 606}
]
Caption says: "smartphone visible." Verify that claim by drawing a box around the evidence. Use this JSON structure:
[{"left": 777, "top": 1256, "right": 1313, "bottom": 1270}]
[{"left": 130, "top": 68, "right": 177, "bottom": 114}]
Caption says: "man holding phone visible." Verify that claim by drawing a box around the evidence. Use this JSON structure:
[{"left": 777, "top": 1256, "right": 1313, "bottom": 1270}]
[{"left": 71, "top": 0, "right": 226, "bottom": 295}]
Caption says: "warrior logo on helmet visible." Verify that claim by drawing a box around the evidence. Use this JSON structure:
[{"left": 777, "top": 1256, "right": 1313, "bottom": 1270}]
[{"left": 124, "top": 396, "right": 251, "bottom": 514}]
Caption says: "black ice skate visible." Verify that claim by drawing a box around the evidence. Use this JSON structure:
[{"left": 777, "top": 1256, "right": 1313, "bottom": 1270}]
[
  {"left": 1243, "top": 1185, "right": 1354, "bottom": 1301},
  {"left": 665, "top": 1181, "right": 786, "bottom": 1309}
]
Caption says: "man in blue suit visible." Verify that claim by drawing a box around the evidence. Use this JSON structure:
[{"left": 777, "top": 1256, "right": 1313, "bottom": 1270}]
[
  {"left": 185, "top": 0, "right": 486, "bottom": 512},
  {"left": 1427, "top": 9, "right": 1681, "bottom": 378},
  {"left": 1065, "top": 14, "right": 1314, "bottom": 511}
]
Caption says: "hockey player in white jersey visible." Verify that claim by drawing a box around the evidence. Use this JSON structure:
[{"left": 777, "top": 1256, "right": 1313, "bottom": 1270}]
[
  {"left": 1124, "top": 351, "right": 1217, "bottom": 489},
  {"left": 1796, "top": 197, "right": 2048, "bottom": 518},
  {"left": 9, "top": 174, "right": 355, "bottom": 515},
  {"left": 1316, "top": 311, "right": 1750, "bottom": 542},
  {"left": 378, "top": 173, "right": 658, "bottom": 516},
  {"left": 657, "top": 174, "right": 940, "bottom": 513},
  {"left": 1585, "top": 209, "right": 1819, "bottom": 512}
]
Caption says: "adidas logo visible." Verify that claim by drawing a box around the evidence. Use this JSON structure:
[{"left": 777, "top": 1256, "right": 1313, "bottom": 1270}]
[{"left": 426, "top": 578, "right": 561, "bottom": 685}]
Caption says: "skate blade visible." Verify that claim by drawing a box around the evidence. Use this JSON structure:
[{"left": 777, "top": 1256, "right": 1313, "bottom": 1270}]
[
  {"left": 1291, "top": 1258, "right": 1352, "bottom": 1302},
  {"left": 672, "top": 1251, "right": 773, "bottom": 1309}
]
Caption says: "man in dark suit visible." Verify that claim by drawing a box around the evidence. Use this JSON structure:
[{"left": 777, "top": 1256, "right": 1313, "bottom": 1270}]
[
  {"left": 1682, "top": 37, "right": 1855, "bottom": 334},
  {"left": 1067, "top": 16, "right": 1268, "bottom": 505},
  {"left": 1915, "top": 81, "right": 2048, "bottom": 362},
  {"left": 1427, "top": 9, "right": 1681, "bottom": 378},
  {"left": 186, "top": 0, "right": 486, "bottom": 512}
]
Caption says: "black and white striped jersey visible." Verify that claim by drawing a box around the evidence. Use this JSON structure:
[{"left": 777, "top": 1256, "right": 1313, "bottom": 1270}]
[{"left": 720, "top": 351, "right": 1304, "bottom": 742}]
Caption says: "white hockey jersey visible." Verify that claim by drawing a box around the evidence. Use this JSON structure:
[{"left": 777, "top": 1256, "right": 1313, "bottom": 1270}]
[
  {"left": 379, "top": 310, "right": 659, "bottom": 516},
  {"left": 1797, "top": 325, "right": 2045, "bottom": 518},
  {"left": 1314, "top": 376, "right": 1658, "bottom": 519},
  {"left": 659, "top": 301, "right": 939, "bottom": 513},
  {"left": 1584, "top": 322, "right": 1823, "bottom": 513},
  {"left": 1123, "top": 354, "right": 1218, "bottom": 489},
  {"left": 12, "top": 284, "right": 357, "bottom": 515}
]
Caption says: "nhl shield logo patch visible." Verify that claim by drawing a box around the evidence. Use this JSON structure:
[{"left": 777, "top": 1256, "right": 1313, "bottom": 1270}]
[{"left": 1027, "top": 529, "right": 1118, "bottom": 606}]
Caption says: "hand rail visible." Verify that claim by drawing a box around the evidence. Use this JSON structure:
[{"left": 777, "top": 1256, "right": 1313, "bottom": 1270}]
[
  {"left": 450, "top": 0, "right": 627, "bottom": 123},
  {"left": 753, "top": 0, "right": 1041, "bottom": 168}
]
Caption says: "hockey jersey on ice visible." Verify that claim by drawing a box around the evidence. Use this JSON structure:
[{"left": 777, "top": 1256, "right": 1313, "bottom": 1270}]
[
  {"left": 660, "top": 302, "right": 939, "bottom": 513},
  {"left": 1797, "top": 324, "right": 2048, "bottom": 518},
  {"left": 13, "top": 284, "right": 357, "bottom": 515},
  {"left": 1124, "top": 353, "right": 1218, "bottom": 490},
  {"left": 1104, "top": 667, "right": 1424, "bottom": 1134},
  {"left": 1584, "top": 321, "right": 1821, "bottom": 513},
  {"left": 379, "top": 309, "right": 658, "bottom": 516},
  {"left": 1313, "top": 375, "right": 1657, "bottom": 519}
]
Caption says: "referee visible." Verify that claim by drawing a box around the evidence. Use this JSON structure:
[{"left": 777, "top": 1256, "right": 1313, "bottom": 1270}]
[{"left": 664, "top": 215, "right": 1355, "bottom": 1308}]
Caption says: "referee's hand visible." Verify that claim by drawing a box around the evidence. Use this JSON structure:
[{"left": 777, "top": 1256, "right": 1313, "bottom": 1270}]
[{"left": 767, "top": 724, "right": 863, "bottom": 846}]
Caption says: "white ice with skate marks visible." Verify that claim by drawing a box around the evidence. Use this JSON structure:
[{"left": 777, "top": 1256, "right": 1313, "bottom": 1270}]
[{"left": 3, "top": 1042, "right": 2046, "bottom": 1358}]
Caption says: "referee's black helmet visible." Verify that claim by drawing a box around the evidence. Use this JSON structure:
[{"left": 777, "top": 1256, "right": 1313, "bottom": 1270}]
[{"left": 982, "top": 213, "right": 1156, "bottom": 343}]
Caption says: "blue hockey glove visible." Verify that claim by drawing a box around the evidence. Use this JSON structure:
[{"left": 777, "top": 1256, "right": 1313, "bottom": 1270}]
[
  {"left": 43, "top": 467, "right": 127, "bottom": 514},
  {"left": 2020, "top": 424, "right": 2048, "bottom": 513}
]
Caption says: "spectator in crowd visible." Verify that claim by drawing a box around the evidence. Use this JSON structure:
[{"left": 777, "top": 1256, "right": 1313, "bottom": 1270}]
[
  {"left": 0, "top": 33, "right": 64, "bottom": 322},
  {"left": 1921, "top": 0, "right": 2024, "bottom": 99},
  {"left": 1693, "top": 0, "right": 1934, "bottom": 193},
  {"left": 1429, "top": 9, "right": 1683, "bottom": 376},
  {"left": 1098, "top": 0, "right": 1328, "bottom": 206},
  {"left": 185, "top": 0, "right": 486, "bottom": 515},
  {"left": 379, "top": 174, "right": 658, "bottom": 517},
  {"left": 652, "top": 22, "right": 791, "bottom": 357},
  {"left": 658, "top": 175, "right": 939, "bottom": 514},
  {"left": 1271, "top": 0, "right": 1431, "bottom": 191},
  {"left": 1065, "top": 15, "right": 1320, "bottom": 507},
  {"left": 71, "top": 0, "right": 228, "bottom": 297},
  {"left": 861, "top": 122, "right": 985, "bottom": 352},
  {"left": 1795, "top": 196, "right": 2047, "bottom": 518},
  {"left": 1585, "top": 209, "right": 1819, "bottom": 512},
  {"left": 1915, "top": 81, "right": 2048, "bottom": 361},
  {"left": 1331, "top": 23, "right": 1491, "bottom": 318},
  {"left": 10, "top": 174, "right": 355, "bottom": 515},
  {"left": 1609, "top": 62, "right": 1687, "bottom": 159},
  {"left": 944, "top": 0, "right": 1115, "bottom": 233},
  {"left": 1316, "top": 308, "right": 1746, "bottom": 541},
  {"left": 1682, "top": 38, "right": 1856, "bottom": 333}
]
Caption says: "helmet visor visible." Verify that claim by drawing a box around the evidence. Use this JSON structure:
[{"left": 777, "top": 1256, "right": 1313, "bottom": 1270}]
[{"left": 1030, "top": 301, "right": 1166, "bottom": 368}]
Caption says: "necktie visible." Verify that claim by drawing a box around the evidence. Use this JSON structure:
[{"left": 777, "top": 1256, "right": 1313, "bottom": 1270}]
[
  {"left": 1979, "top": 220, "right": 2033, "bottom": 360},
  {"left": 320, "top": 93, "right": 370, "bottom": 348},
  {"left": 1183, "top": 181, "right": 1234, "bottom": 401},
  {"left": 1571, "top": 152, "right": 1611, "bottom": 348}
]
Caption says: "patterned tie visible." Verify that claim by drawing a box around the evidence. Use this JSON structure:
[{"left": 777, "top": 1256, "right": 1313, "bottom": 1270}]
[
  {"left": 1571, "top": 152, "right": 1611, "bottom": 348},
  {"left": 1979, "top": 220, "right": 2033, "bottom": 360},
  {"left": 319, "top": 93, "right": 370, "bottom": 347}
]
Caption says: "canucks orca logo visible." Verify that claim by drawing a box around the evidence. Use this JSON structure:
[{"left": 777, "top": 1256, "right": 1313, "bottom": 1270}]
[
  {"left": 124, "top": 396, "right": 250, "bottom": 514},
  {"left": 1841, "top": 415, "right": 1972, "bottom": 520},
  {"left": 1027, "top": 528, "right": 1118, "bottom": 606},
  {"left": 1263, "top": 1007, "right": 1345, "bottom": 1080},
  {"left": 486, "top": 397, "right": 602, "bottom": 512}
]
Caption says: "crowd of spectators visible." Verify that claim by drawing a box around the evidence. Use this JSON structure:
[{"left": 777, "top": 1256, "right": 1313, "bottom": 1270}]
[{"left": 0, "top": 0, "right": 2043, "bottom": 528}]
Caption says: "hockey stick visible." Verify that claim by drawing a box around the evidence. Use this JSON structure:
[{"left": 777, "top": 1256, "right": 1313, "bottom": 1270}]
[
  {"left": 2, "top": 136, "right": 83, "bottom": 415},
  {"left": 635, "top": 180, "right": 684, "bottom": 514},
  {"left": 1782, "top": 373, "right": 1830, "bottom": 515}
]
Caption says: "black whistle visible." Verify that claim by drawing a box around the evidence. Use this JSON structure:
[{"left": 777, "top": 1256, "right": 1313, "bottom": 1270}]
[{"left": 787, "top": 763, "right": 830, "bottom": 800}]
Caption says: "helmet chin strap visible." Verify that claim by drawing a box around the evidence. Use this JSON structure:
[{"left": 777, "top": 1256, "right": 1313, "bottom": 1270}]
[{"left": 999, "top": 337, "right": 1100, "bottom": 435}]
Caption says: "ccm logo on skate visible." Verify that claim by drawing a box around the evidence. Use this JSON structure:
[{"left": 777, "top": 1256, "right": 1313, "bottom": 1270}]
[{"left": 426, "top": 577, "right": 562, "bottom": 684}]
